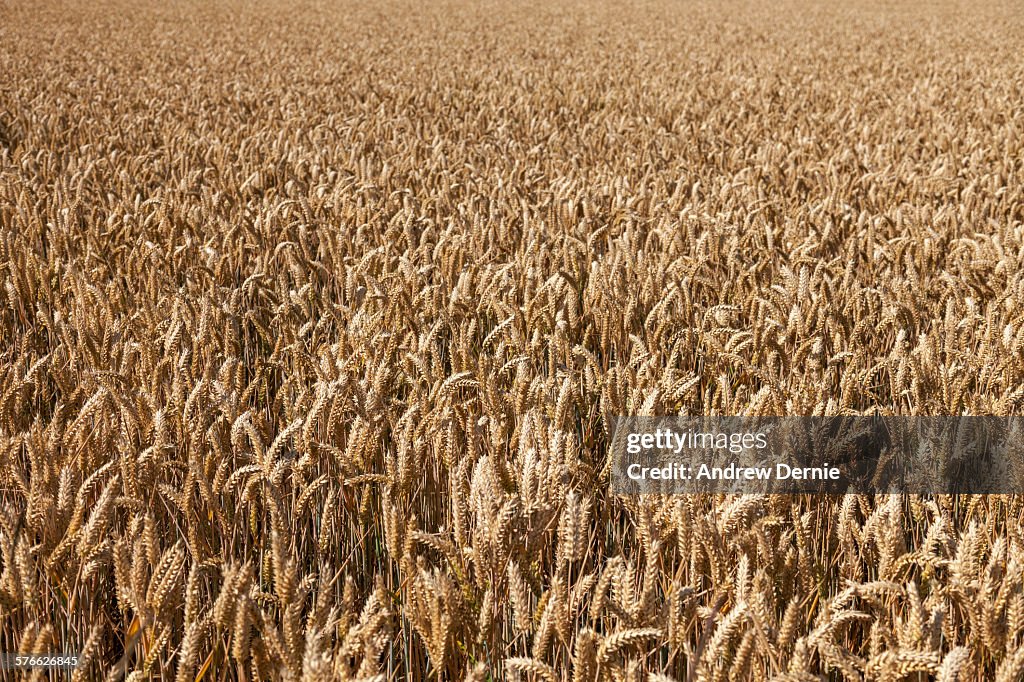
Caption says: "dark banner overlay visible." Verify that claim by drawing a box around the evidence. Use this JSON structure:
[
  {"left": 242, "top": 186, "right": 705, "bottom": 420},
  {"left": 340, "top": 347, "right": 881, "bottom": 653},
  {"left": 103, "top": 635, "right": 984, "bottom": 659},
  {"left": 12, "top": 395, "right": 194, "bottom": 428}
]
[{"left": 609, "top": 417, "right": 1024, "bottom": 494}]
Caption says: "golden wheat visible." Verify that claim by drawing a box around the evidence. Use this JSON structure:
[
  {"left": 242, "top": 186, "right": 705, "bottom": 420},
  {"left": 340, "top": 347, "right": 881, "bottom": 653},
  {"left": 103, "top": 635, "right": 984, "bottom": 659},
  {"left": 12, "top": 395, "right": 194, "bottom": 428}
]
[{"left": 1, "top": 0, "right": 1023, "bottom": 679}]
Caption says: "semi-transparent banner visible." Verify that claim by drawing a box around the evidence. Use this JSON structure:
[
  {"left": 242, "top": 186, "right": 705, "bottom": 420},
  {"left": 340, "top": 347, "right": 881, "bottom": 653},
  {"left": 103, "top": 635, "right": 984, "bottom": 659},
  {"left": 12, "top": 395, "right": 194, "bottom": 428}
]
[{"left": 609, "top": 416, "right": 1024, "bottom": 494}]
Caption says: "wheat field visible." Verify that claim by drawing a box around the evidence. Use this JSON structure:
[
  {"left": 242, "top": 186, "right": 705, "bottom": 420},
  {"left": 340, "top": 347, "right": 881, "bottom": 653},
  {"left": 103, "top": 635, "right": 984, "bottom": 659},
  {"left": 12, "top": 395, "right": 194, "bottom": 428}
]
[{"left": 2, "top": 0, "right": 1024, "bottom": 679}]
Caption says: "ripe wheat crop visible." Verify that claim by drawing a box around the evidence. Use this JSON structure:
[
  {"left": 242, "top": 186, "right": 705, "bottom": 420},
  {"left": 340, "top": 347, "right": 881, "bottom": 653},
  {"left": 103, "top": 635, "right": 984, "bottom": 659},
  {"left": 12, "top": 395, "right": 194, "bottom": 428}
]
[{"left": 2, "top": 0, "right": 1023, "bottom": 679}]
